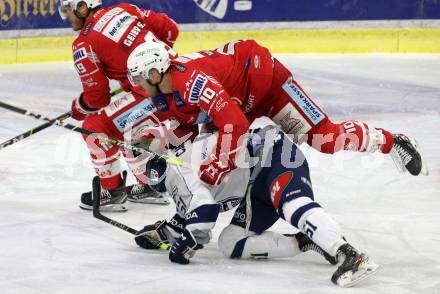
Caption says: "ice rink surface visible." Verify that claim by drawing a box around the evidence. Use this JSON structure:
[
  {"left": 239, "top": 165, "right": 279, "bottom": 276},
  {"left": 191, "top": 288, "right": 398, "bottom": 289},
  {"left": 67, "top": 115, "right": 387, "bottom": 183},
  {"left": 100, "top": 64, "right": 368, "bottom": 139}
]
[{"left": 0, "top": 54, "right": 439, "bottom": 294}]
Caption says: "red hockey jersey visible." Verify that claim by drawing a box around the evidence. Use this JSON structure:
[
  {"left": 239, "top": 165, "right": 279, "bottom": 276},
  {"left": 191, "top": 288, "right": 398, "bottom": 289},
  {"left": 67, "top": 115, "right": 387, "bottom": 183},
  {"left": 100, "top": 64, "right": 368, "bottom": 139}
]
[
  {"left": 157, "top": 40, "right": 275, "bottom": 157},
  {"left": 72, "top": 3, "right": 179, "bottom": 110}
]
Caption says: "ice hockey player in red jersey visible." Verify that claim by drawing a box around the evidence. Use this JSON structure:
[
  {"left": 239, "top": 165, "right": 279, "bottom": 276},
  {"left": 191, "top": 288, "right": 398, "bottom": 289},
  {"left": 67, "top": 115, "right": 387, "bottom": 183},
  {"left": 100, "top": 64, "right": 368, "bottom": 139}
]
[
  {"left": 126, "top": 40, "right": 426, "bottom": 186},
  {"left": 59, "top": 0, "right": 179, "bottom": 210}
]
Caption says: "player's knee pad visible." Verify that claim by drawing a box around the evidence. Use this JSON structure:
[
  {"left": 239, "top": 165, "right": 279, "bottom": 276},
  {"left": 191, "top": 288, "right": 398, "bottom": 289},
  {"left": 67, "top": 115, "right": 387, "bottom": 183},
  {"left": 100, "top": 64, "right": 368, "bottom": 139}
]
[{"left": 218, "top": 224, "right": 250, "bottom": 258}]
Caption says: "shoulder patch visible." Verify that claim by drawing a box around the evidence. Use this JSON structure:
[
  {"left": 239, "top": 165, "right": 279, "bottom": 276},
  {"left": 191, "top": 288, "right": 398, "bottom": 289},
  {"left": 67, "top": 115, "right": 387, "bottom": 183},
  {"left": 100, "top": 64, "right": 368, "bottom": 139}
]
[
  {"left": 152, "top": 94, "right": 170, "bottom": 112},
  {"left": 82, "top": 22, "right": 93, "bottom": 36}
]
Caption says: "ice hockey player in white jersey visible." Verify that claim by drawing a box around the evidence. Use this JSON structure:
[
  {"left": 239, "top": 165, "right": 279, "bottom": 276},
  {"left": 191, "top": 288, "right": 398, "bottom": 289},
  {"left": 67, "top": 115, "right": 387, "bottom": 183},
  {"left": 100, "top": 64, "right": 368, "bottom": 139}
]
[{"left": 135, "top": 117, "right": 379, "bottom": 287}]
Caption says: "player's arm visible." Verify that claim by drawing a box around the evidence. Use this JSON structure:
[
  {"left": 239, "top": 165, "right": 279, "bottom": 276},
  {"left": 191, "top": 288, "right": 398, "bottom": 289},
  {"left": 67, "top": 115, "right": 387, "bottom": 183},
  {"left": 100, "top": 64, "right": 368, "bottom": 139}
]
[
  {"left": 135, "top": 154, "right": 220, "bottom": 264},
  {"left": 182, "top": 72, "right": 250, "bottom": 185},
  {"left": 127, "top": 4, "right": 179, "bottom": 48},
  {"left": 71, "top": 41, "right": 110, "bottom": 120}
]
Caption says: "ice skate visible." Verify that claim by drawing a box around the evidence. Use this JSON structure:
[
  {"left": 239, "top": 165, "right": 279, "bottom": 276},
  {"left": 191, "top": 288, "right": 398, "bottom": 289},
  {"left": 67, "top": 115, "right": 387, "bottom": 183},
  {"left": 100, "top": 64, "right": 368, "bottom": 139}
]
[
  {"left": 126, "top": 184, "right": 170, "bottom": 205},
  {"left": 331, "top": 243, "right": 379, "bottom": 287},
  {"left": 391, "top": 134, "right": 428, "bottom": 176},
  {"left": 80, "top": 173, "right": 128, "bottom": 212},
  {"left": 294, "top": 232, "right": 338, "bottom": 265}
]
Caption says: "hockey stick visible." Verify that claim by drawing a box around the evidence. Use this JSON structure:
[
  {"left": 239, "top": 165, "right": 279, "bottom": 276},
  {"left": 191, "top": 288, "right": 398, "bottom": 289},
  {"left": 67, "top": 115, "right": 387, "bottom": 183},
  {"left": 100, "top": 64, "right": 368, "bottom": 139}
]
[
  {"left": 92, "top": 176, "right": 171, "bottom": 250},
  {"left": 0, "top": 100, "right": 185, "bottom": 167},
  {"left": 0, "top": 88, "right": 124, "bottom": 150},
  {"left": 0, "top": 111, "right": 71, "bottom": 150}
]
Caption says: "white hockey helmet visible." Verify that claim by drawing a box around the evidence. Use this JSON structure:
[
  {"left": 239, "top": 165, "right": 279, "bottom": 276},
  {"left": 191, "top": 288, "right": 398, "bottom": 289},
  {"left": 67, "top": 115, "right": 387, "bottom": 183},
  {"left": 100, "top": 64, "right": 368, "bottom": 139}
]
[
  {"left": 59, "top": 0, "right": 102, "bottom": 20},
  {"left": 127, "top": 42, "right": 171, "bottom": 87}
]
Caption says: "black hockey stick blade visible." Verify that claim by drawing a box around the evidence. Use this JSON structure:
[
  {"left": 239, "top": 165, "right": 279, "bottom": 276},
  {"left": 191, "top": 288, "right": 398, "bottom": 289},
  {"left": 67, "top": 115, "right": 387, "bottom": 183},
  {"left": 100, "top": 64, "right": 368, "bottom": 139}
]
[
  {"left": 92, "top": 176, "right": 171, "bottom": 250},
  {"left": 92, "top": 176, "right": 137, "bottom": 235}
]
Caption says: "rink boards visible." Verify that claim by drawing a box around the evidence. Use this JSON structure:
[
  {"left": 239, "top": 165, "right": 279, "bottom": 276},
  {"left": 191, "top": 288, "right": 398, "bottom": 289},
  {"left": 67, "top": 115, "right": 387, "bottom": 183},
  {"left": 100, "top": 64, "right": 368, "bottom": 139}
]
[{"left": 1, "top": 26, "right": 440, "bottom": 64}]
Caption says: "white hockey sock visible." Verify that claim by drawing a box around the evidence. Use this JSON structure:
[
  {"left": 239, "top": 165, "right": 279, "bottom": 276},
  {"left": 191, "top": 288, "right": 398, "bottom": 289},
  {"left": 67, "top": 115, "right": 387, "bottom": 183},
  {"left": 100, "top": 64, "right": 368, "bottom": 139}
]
[
  {"left": 282, "top": 197, "right": 345, "bottom": 256},
  {"left": 299, "top": 210, "right": 346, "bottom": 256}
]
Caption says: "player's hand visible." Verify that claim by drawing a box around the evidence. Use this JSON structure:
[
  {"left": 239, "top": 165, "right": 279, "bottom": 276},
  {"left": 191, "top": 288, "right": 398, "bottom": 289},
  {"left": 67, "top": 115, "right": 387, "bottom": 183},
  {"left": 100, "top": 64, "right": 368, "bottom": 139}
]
[
  {"left": 135, "top": 220, "right": 170, "bottom": 250},
  {"left": 169, "top": 229, "right": 203, "bottom": 265},
  {"left": 71, "top": 93, "right": 97, "bottom": 121},
  {"left": 199, "top": 152, "right": 236, "bottom": 185}
]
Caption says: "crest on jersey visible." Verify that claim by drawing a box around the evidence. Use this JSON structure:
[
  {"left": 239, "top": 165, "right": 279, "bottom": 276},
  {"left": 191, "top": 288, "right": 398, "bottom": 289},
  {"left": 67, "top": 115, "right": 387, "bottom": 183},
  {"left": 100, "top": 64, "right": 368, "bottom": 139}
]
[{"left": 153, "top": 94, "right": 170, "bottom": 112}]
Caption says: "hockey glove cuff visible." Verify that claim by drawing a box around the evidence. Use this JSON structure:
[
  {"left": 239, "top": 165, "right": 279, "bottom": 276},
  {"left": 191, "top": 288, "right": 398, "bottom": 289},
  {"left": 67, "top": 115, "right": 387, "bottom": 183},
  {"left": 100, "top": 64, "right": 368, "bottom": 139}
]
[
  {"left": 169, "top": 229, "right": 203, "bottom": 265},
  {"left": 199, "top": 152, "right": 236, "bottom": 185},
  {"left": 71, "top": 93, "right": 99, "bottom": 121},
  {"left": 135, "top": 220, "right": 170, "bottom": 250}
]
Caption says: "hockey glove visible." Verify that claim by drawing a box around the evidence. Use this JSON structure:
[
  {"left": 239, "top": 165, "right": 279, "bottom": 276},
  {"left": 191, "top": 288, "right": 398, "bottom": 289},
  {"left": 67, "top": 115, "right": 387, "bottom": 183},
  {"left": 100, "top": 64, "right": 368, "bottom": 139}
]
[
  {"left": 71, "top": 93, "right": 98, "bottom": 121},
  {"left": 199, "top": 152, "right": 236, "bottom": 185},
  {"left": 135, "top": 220, "right": 170, "bottom": 250},
  {"left": 169, "top": 229, "right": 203, "bottom": 265}
]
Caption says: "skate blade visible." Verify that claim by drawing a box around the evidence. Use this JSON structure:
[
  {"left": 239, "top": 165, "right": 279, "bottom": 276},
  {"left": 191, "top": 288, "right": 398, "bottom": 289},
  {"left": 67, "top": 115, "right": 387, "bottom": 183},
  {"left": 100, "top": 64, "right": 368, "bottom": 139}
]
[
  {"left": 79, "top": 203, "right": 128, "bottom": 212},
  {"left": 127, "top": 197, "right": 170, "bottom": 205},
  {"left": 411, "top": 138, "right": 429, "bottom": 176},
  {"left": 336, "top": 259, "right": 380, "bottom": 287},
  {"left": 391, "top": 138, "right": 429, "bottom": 176}
]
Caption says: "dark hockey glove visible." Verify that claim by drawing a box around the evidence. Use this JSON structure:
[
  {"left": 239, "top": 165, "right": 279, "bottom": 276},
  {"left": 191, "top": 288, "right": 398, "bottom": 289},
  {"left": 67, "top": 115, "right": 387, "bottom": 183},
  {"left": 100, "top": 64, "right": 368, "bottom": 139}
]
[
  {"left": 135, "top": 220, "right": 170, "bottom": 250},
  {"left": 169, "top": 229, "right": 203, "bottom": 265}
]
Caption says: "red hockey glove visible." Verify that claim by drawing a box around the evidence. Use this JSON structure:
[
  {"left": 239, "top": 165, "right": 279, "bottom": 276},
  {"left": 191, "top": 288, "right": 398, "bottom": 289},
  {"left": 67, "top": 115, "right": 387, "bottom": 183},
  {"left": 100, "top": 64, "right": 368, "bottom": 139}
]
[
  {"left": 199, "top": 152, "right": 236, "bottom": 185},
  {"left": 71, "top": 93, "right": 98, "bottom": 121}
]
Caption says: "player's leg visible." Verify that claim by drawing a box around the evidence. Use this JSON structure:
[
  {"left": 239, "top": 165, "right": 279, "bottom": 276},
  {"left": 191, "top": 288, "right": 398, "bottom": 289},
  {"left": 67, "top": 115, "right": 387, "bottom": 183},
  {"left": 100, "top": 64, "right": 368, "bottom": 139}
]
[
  {"left": 218, "top": 181, "right": 334, "bottom": 263},
  {"left": 80, "top": 113, "right": 127, "bottom": 211},
  {"left": 122, "top": 148, "right": 170, "bottom": 205},
  {"left": 266, "top": 138, "right": 379, "bottom": 286},
  {"left": 267, "top": 58, "right": 425, "bottom": 175},
  {"left": 218, "top": 195, "right": 302, "bottom": 259}
]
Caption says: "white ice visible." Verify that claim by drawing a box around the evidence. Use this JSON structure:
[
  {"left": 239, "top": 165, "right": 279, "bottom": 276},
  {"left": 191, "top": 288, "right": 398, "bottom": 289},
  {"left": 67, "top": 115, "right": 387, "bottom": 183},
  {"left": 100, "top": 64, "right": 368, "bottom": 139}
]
[{"left": 0, "top": 54, "right": 439, "bottom": 294}]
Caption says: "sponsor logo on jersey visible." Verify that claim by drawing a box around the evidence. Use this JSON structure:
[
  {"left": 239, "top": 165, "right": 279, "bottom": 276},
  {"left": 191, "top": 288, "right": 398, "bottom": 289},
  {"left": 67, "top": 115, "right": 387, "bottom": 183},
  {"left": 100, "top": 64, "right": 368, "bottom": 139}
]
[
  {"left": 173, "top": 91, "right": 186, "bottom": 108},
  {"left": 254, "top": 55, "right": 260, "bottom": 69},
  {"left": 104, "top": 93, "right": 136, "bottom": 117},
  {"left": 102, "top": 12, "right": 136, "bottom": 43},
  {"left": 93, "top": 7, "right": 124, "bottom": 33},
  {"left": 82, "top": 21, "right": 93, "bottom": 36},
  {"left": 270, "top": 171, "right": 293, "bottom": 209},
  {"left": 73, "top": 47, "right": 87, "bottom": 62},
  {"left": 113, "top": 99, "right": 156, "bottom": 132},
  {"left": 272, "top": 104, "right": 309, "bottom": 135},
  {"left": 218, "top": 197, "right": 242, "bottom": 212},
  {"left": 233, "top": 210, "right": 246, "bottom": 223},
  {"left": 189, "top": 74, "right": 208, "bottom": 103},
  {"left": 244, "top": 93, "right": 255, "bottom": 113},
  {"left": 282, "top": 78, "right": 325, "bottom": 125},
  {"left": 173, "top": 64, "right": 187, "bottom": 72},
  {"left": 123, "top": 21, "right": 146, "bottom": 47},
  {"left": 185, "top": 211, "right": 198, "bottom": 220}
]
